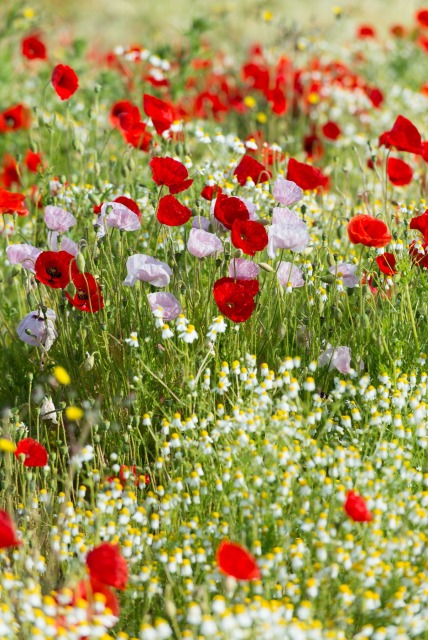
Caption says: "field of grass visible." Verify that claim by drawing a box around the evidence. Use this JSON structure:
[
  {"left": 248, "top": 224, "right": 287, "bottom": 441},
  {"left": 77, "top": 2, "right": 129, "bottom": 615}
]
[{"left": 1, "top": 0, "right": 428, "bottom": 638}]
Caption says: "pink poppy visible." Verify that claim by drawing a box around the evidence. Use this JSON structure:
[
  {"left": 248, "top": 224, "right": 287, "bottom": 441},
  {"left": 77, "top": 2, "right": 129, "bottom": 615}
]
[
  {"left": 187, "top": 228, "right": 223, "bottom": 258},
  {"left": 97, "top": 201, "right": 141, "bottom": 238},
  {"left": 6, "top": 244, "right": 42, "bottom": 273},
  {"left": 44, "top": 205, "right": 76, "bottom": 232},
  {"left": 229, "top": 258, "right": 260, "bottom": 280},
  {"left": 319, "top": 345, "right": 351, "bottom": 374},
  {"left": 273, "top": 175, "right": 303, "bottom": 206},
  {"left": 277, "top": 262, "right": 305, "bottom": 288},
  {"left": 267, "top": 208, "right": 310, "bottom": 258},
  {"left": 328, "top": 263, "right": 359, "bottom": 288},
  {"left": 47, "top": 231, "right": 79, "bottom": 256},
  {"left": 16, "top": 308, "right": 57, "bottom": 350},
  {"left": 123, "top": 254, "right": 172, "bottom": 287},
  {"left": 147, "top": 292, "right": 182, "bottom": 320}
]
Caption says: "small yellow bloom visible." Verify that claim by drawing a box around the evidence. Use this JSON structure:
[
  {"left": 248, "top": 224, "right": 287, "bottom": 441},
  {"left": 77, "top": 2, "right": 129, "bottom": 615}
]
[
  {"left": 65, "top": 406, "right": 84, "bottom": 421},
  {"left": 332, "top": 6, "right": 342, "bottom": 17},
  {"left": 307, "top": 92, "right": 320, "bottom": 105},
  {"left": 53, "top": 366, "right": 71, "bottom": 385},
  {"left": 0, "top": 438, "right": 16, "bottom": 453},
  {"left": 256, "top": 112, "right": 267, "bottom": 124},
  {"left": 262, "top": 10, "right": 273, "bottom": 22},
  {"left": 23, "top": 7, "right": 35, "bottom": 19},
  {"left": 244, "top": 96, "right": 256, "bottom": 109}
]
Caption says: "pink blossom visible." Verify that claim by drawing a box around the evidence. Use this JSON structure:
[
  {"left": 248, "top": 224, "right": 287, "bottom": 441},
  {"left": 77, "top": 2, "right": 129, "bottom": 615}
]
[
  {"left": 229, "top": 258, "right": 260, "bottom": 280},
  {"left": 273, "top": 175, "right": 303, "bottom": 206},
  {"left": 47, "top": 231, "right": 79, "bottom": 256},
  {"left": 6, "top": 244, "right": 42, "bottom": 273},
  {"left": 319, "top": 345, "right": 351, "bottom": 374},
  {"left": 267, "top": 208, "right": 310, "bottom": 258},
  {"left": 96, "top": 201, "right": 141, "bottom": 238},
  {"left": 328, "top": 263, "right": 359, "bottom": 288},
  {"left": 123, "top": 254, "right": 172, "bottom": 287},
  {"left": 44, "top": 205, "right": 76, "bottom": 232},
  {"left": 187, "top": 228, "right": 223, "bottom": 258},
  {"left": 192, "top": 216, "right": 211, "bottom": 231},
  {"left": 16, "top": 308, "right": 58, "bottom": 350},
  {"left": 147, "top": 292, "right": 182, "bottom": 320},
  {"left": 277, "top": 261, "right": 305, "bottom": 288}
]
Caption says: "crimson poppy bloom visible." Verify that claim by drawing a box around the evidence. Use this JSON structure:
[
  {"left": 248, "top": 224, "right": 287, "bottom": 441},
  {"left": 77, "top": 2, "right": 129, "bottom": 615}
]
[
  {"left": 410, "top": 209, "right": 428, "bottom": 237},
  {"left": 0, "top": 104, "right": 31, "bottom": 132},
  {"left": 387, "top": 157, "right": 413, "bottom": 186},
  {"left": 24, "top": 150, "right": 43, "bottom": 173},
  {"left": 21, "top": 34, "right": 47, "bottom": 60},
  {"left": 66, "top": 273, "right": 104, "bottom": 312},
  {"left": 380, "top": 115, "right": 423, "bottom": 155},
  {"left": 409, "top": 240, "right": 428, "bottom": 268},
  {"left": 201, "top": 183, "right": 222, "bottom": 201},
  {"left": 86, "top": 542, "right": 128, "bottom": 590},
  {"left": 143, "top": 94, "right": 176, "bottom": 135},
  {"left": 109, "top": 100, "right": 140, "bottom": 129},
  {"left": 347, "top": 214, "right": 391, "bottom": 248},
  {"left": 150, "top": 157, "right": 193, "bottom": 194},
  {"left": 0, "top": 510, "right": 21, "bottom": 548},
  {"left": 322, "top": 121, "right": 341, "bottom": 140},
  {"left": 357, "top": 25, "right": 376, "bottom": 38},
  {"left": 75, "top": 578, "right": 119, "bottom": 618},
  {"left": 213, "top": 277, "right": 258, "bottom": 323},
  {"left": 15, "top": 438, "right": 48, "bottom": 467},
  {"left": 156, "top": 194, "right": 192, "bottom": 226},
  {"left": 51, "top": 64, "right": 79, "bottom": 100},
  {"left": 216, "top": 540, "right": 261, "bottom": 580},
  {"left": 416, "top": 9, "right": 428, "bottom": 27},
  {"left": 35, "top": 250, "right": 77, "bottom": 289},
  {"left": 231, "top": 220, "right": 268, "bottom": 256},
  {"left": 344, "top": 490, "right": 372, "bottom": 522},
  {"left": 233, "top": 154, "right": 271, "bottom": 186},
  {"left": 0, "top": 155, "right": 20, "bottom": 188},
  {"left": 376, "top": 253, "right": 397, "bottom": 276},
  {"left": 286, "top": 158, "right": 328, "bottom": 191},
  {"left": 366, "top": 86, "right": 384, "bottom": 108},
  {"left": 123, "top": 122, "right": 152, "bottom": 151},
  {"left": 214, "top": 194, "right": 250, "bottom": 230},
  {"left": 0, "top": 188, "right": 28, "bottom": 216}
]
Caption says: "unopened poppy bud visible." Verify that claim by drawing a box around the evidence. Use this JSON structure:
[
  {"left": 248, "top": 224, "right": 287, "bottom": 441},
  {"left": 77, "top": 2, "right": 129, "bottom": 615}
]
[
  {"left": 75, "top": 252, "right": 85, "bottom": 272},
  {"left": 320, "top": 273, "right": 336, "bottom": 284},
  {"left": 362, "top": 314, "right": 371, "bottom": 329},
  {"left": 258, "top": 262, "right": 274, "bottom": 273},
  {"left": 233, "top": 249, "right": 244, "bottom": 259},
  {"left": 94, "top": 162, "right": 101, "bottom": 176},
  {"left": 11, "top": 264, "right": 22, "bottom": 277},
  {"left": 88, "top": 193, "right": 100, "bottom": 206},
  {"left": 127, "top": 157, "right": 136, "bottom": 172},
  {"left": 95, "top": 177, "right": 104, "bottom": 191},
  {"left": 278, "top": 324, "right": 287, "bottom": 340},
  {"left": 326, "top": 253, "right": 335, "bottom": 267},
  {"left": 65, "top": 282, "right": 76, "bottom": 297}
]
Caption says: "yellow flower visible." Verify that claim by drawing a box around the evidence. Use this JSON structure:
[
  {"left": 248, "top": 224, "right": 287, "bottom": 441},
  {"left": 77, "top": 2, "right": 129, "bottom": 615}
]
[
  {"left": 65, "top": 406, "right": 84, "bottom": 421},
  {"left": 256, "top": 112, "right": 267, "bottom": 124},
  {"left": 262, "top": 10, "right": 273, "bottom": 22},
  {"left": 53, "top": 366, "right": 71, "bottom": 385},
  {"left": 23, "top": 7, "right": 35, "bottom": 19},
  {"left": 0, "top": 438, "right": 16, "bottom": 453},
  {"left": 244, "top": 96, "right": 256, "bottom": 109}
]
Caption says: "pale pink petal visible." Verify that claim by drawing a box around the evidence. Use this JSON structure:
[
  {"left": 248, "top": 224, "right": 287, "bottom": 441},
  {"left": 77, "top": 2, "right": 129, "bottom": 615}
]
[
  {"left": 47, "top": 231, "right": 79, "bottom": 256},
  {"left": 319, "top": 344, "right": 351, "bottom": 374},
  {"left": 147, "top": 292, "right": 182, "bottom": 320},
  {"left": 6, "top": 244, "right": 42, "bottom": 273},
  {"left": 277, "top": 262, "right": 305, "bottom": 288},
  {"left": 192, "top": 216, "right": 210, "bottom": 231},
  {"left": 123, "top": 254, "right": 172, "bottom": 288},
  {"left": 187, "top": 228, "right": 223, "bottom": 258},
  {"left": 329, "top": 263, "right": 359, "bottom": 288},
  {"left": 229, "top": 258, "right": 260, "bottom": 280},
  {"left": 44, "top": 205, "right": 76, "bottom": 232},
  {"left": 268, "top": 209, "right": 310, "bottom": 258},
  {"left": 273, "top": 175, "right": 303, "bottom": 206},
  {"left": 17, "top": 308, "right": 57, "bottom": 350},
  {"left": 100, "top": 201, "right": 141, "bottom": 233}
]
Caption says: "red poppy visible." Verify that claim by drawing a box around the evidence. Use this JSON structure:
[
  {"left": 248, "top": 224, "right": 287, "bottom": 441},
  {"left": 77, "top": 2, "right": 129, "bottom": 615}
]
[
  {"left": 118, "top": 465, "right": 150, "bottom": 487},
  {"left": 123, "top": 122, "right": 152, "bottom": 151},
  {"left": 409, "top": 239, "right": 428, "bottom": 268},
  {"left": 156, "top": 194, "right": 192, "bottom": 226},
  {"left": 416, "top": 9, "right": 428, "bottom": 27},
  {"left": 0, "top": 510, "right": 21, "bottom": 548},
  {"left": 344, "top": 490, "right": 372, "bottom": 522},
  {"left": 366, "top": 86, "right": 384, "bottom": 109},
  {"left": 15, "top": 438, "right": 48, "bottom": 467},
  {"left": 376, "top": 253, "right": 397, "bottom": 276},
  {"left": 86, "top": 542, "right": 128, "bottom": 590},
  {"left": 286, "top": 158, "right": 328, "bottom": 191},
  {"left": 387, "top": 157, "right": 413, "bottom": 186},
  {"left": 24, "top": 150, "right": 43, "bottom": 173},
  {"left": 143, "top": 94, "right": 176, "bottom": 135},
  {"left": 380, "top": 115, "right": 424, "bottom": 155},
  {"left": 0, "top": 104, "right": 31, "bottom": 132},
  {"left": 233, "top": 154, "right": 271, "bottom": 186},
  {"left": 216, "top": 540, "right": 261, "bottom": 580},
  {"left": 66, "top": 273, "right": 104, "bottom": 312},
  {"left": 0, "top": 155, "right": 20, "bottom": 188},
  {"left": 357, "top": 25, "right": 376, "bottom": 38},
  {"left": 109, "top": 100, "right": 140, "bottom": 129},
  {"left": 410, "top": 209, "right": 428, "bottom": 236},
  {"left": 213, "top": 277, "right": 258, "bottom": 323},
  {"left": 201, "top": 184, "right": 222, "bottom": 201},
  {"left": 231, "top": 220, "right": 268, "bottom": 256},
  {"left": 74, "top": 577, "right": 119, "bottom": 618},
  {"left": 150, "top": 157, "right": 193, "bottom": 194},
  {"left": 0, "top": 188, "right": 28, "bottom": 216},
  {"left": 303, "top": 133, "right": 323, "bottom": 161},
  {"left": 214, "top": 194, "right": 250, "bottom": 230},
  {"left": 35, "top": 250, "right": 78, "bottom": 289},
  {"left": 51, "top": 64, "right": 79, "bottom": 100},
  {"left": 21, "top": 34, "right": 47, "bottom": 60},
  {"left": 347, "top": 214, "right": 392, "bottom": 248},
  {"left": 322, "top": 121, "right": 341, "bottom": 140}
]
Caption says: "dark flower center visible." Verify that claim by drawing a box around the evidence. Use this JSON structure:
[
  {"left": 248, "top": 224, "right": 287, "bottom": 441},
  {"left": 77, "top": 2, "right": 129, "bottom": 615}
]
[
  {"left": 46, "top": 266, "right": 62, "bottom": 279},
  {"left": 77, "top": 288, "right": 89, "bottom": 300},
  {"left": 5, "top": 116, "right": 16, "bottom": 127}
]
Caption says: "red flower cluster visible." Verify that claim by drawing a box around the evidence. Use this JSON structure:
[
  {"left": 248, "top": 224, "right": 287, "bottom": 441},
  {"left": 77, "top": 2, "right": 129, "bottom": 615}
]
[
  {"left": 344, "top": 490, "right": 372, "bottom": 522},
  {"left": 0, "top": 510, "right": 21, "bottom": 549},
  {"left": 15, "top": 438, "right": 48, "bottom": 467},
  {"left": 347, "top": 214, "right": 392, "bottom": 248},
  {"left": 51, "top": 64, "right": 79, "bottom": 101},
  {"left": 214, "top": 194, "right": 249, "bottom": 230},
  {"left": 387, "top": 157, "right": 413, "bottom": 186},
  {"left": 0, "top": 187, "right": 29, "bottom": 216},
  {"left": 233, "top": 154, "right": 271, "bottom": 186},
  {"left": 286, "top": 157, "right": 328, "bottom": 191},
  {"left": 213, "top": 277, "right": 258, "bottom": 323},
  {"left": 21, "top": 34, "right": 47, "bottom": 60},
  {"left": 150, "top": 156, "right": 193, "bottom": 193},
  {"left": 143, "top": 93, "right": 178, "bottom": 135},
  {"left": 216, "top": 540, "right": 261, "bottom": 580},
  {"left": 66, "top": 272, "right": 104, "bottom": 313},
  {"left": 379, "top": 115, "right": 424, "bottom": 155},
  {"left": 376, "top": 253, "right": 397, "bottom": 276},
  {"left": 0, "top": 104, "right": 31, "bottom": 133},
  {"left": 86, "top": 542, "right": 129, "bottom": 590},
  {"left": 157, "top": 194, "right": 192, "bottom": 226},
  {"left": 409, "top": 209, "right": 428, "bottom": 268},
  {"left": 35, "top": 251, "right": 78, "bottom": 289},
  {"left": 231, "top": 219, "right": 268, "bottom": 256},
  {"left": 109, "top": 100, "right": 152, "bottom": 151}
]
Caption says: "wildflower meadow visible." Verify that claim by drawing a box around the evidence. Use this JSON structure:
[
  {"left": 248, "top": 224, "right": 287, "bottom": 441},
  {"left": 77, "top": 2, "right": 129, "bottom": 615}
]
[{"left": 2, "top": 0, "right": 428, "bottom": 638}]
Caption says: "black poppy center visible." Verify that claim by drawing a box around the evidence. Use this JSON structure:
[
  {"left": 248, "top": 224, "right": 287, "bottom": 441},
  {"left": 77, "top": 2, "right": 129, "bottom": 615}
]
[
  {"left": 77, "top": 288, "right": 89, "bottom": 300},
  {"left": 46, "top": 266, "right": 62, "bottom": 279}
]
